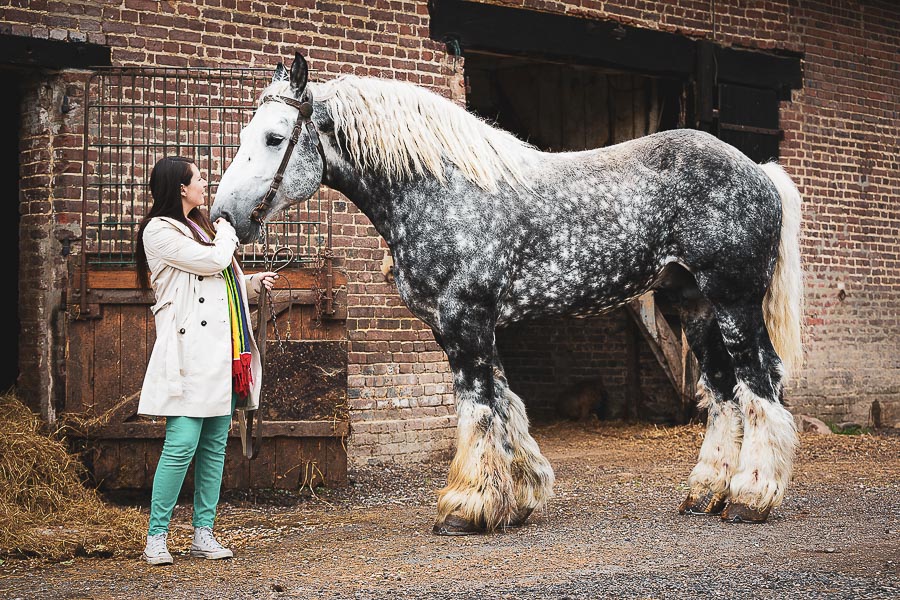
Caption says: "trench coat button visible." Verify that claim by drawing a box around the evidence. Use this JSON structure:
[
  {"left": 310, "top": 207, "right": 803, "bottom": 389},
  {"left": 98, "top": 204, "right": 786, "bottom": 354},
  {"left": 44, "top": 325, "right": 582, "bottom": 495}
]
[
  {"left": 199, "top": 297, "right": 205, "bottom": 303},
  {"left": 198, "top": 276, "right": 204, "bottom": 281},
  {"left": 201, "top": 320, "right": 207, "bottom": 326},
  {"left": 179, "top": 328, "right": 185, "bottom": 334}
]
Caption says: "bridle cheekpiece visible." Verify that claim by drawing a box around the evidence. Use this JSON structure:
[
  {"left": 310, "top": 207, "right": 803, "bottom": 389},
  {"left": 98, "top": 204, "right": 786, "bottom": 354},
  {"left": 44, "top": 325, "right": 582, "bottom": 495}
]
[{"left": 250, "top": 91, "right": 326, "bottom": 223}]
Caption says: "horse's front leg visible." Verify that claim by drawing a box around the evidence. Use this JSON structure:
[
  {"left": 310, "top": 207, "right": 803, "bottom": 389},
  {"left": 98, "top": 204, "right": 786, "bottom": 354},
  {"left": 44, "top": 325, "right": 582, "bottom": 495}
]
[
  {"left": 432, "top": 308, "right": 517, "bottom": 535},
  {"left": 491, "top": 356, "right": 555, "bottom": 528}
]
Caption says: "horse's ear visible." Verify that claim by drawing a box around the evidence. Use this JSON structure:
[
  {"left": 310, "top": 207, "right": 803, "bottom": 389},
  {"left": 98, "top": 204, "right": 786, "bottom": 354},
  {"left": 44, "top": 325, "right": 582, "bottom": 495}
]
[
  {"left": 272, "top": 62, "right": 289, "bottom": 83},
  {"left": 289, "top": 52, "right": 309, "bottom": 98}
]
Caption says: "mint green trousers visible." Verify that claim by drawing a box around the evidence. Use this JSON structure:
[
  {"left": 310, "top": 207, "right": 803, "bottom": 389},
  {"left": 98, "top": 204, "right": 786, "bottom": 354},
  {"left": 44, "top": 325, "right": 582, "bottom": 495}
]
[{"left": 147, "top": 397, "right": 235, "bottom": 535}]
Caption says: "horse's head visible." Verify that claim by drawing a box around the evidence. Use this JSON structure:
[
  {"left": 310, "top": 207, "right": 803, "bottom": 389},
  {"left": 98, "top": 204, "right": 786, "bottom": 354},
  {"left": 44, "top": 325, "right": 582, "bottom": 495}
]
[{"left": 211, "top": 52, "right": 326, "bottom": 243}]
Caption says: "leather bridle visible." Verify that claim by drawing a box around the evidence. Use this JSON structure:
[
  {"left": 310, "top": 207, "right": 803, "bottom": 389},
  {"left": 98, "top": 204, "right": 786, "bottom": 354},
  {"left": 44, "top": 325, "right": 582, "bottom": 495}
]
[
  {"left": 240, "top": 91, "right": 325, "bottom": 460},
  {"left": 249, "top": 91, "right": 327, "bottom": 224}
]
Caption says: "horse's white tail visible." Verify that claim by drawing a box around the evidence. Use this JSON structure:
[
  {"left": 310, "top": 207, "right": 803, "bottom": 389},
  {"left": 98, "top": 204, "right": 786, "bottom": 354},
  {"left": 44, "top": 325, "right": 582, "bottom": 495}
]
[{"left": 759, "top": 162, "right": 804, "bottom": 381}]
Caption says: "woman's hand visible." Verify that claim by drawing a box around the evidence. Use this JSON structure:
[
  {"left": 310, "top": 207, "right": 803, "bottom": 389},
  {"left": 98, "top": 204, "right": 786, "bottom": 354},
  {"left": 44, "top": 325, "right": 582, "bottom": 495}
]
[{"left": 255, "top": 271, "right": 279, "bottom": 291}]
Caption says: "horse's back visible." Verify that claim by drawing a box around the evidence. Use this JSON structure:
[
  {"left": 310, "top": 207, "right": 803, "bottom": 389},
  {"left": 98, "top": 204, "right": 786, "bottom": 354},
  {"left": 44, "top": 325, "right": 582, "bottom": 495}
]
[
  {"left": 497, "top": 128, "right": 782, "bottom": 322},
  {"left": 637, "top": 129, "right": 782, "bottom": 281},
  {"left": 586, "top": 128, "right": 782, "bottom": 275}
]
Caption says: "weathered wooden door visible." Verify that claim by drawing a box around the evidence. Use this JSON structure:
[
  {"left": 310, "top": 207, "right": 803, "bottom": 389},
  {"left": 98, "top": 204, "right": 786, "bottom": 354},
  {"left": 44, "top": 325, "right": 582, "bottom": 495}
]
[{"left": 66, "top": 67, "right": 349, "bottom": 491}]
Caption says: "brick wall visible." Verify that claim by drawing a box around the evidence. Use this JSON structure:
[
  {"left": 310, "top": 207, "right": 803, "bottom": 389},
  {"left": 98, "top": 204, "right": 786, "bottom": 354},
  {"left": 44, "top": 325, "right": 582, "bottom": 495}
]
[
  {"left": 3, "top": 0, "right": 898, "bottom": 469},
  {"left": 497, "top": 311, "right": 680, "bottom": 424},
  {"left": 1, "top": 0, "right": 461, "bottom": 466},
  {"left": 16, "top": 72, "right": 85, "bottom": 421},
  {"left": 775, "top": 1, "right": 900, "bottom": 427}
]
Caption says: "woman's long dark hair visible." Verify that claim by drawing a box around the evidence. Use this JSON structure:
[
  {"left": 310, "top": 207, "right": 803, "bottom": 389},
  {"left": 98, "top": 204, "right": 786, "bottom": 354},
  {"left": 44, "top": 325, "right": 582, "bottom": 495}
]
[{"left": 135, "top": 156, "right": 216, "bottom": 289}]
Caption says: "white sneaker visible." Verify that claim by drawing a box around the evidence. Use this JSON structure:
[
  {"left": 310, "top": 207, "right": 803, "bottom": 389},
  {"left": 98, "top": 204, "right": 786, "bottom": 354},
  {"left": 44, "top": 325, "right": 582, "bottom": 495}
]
[
  {"left": 142, "top": 533, "right": 173, "bottom": 565},
  {"left": 190, "top": 526, "right": 234, "bottom": 560}
]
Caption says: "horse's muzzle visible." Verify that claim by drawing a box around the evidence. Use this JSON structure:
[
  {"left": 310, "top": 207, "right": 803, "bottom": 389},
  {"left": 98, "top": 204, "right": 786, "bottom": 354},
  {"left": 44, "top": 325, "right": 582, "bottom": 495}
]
[{"left": 215, "top": 209, "right": 234, "bottom": 226}]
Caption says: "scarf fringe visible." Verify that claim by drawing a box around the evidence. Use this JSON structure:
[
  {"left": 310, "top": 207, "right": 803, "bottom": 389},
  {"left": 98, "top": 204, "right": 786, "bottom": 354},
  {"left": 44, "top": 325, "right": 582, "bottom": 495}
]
[{"left": 232, "top": 352, "right": 253, "bottom": 399}]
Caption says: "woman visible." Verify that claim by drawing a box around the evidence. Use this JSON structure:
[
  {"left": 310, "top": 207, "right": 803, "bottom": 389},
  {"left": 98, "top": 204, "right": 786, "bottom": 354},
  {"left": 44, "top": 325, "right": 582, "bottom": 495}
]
[{"left": 134, "top": 156, "right": 278, "bottom": 565}]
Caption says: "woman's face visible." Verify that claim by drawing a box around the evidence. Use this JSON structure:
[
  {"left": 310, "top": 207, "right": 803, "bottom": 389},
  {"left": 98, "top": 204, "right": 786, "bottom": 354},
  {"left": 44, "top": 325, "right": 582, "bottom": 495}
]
[{"left": 181, "top": 163, "right": 207, "bottom": 216}]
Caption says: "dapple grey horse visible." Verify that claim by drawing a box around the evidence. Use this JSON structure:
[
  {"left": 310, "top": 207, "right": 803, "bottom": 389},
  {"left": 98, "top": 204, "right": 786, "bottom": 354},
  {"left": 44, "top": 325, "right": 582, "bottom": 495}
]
[{"left": 212, "top": 52, "right": 803, "bottom": 534}]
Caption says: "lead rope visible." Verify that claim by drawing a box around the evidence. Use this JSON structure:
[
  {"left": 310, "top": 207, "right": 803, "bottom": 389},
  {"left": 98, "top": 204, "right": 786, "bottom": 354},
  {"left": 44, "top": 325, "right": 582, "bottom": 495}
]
[
  {"left": 241, "top": 224, "right": 293, "bottom": 460},
  {"left": 258, "top": 225, "right": 293, "bottom": 350}
]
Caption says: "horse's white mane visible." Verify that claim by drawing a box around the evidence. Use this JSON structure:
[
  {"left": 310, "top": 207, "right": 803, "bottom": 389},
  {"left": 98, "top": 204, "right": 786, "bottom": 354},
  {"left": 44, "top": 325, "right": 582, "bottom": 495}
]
[{"left": 262, "top": 77, "right": 535, "bottom": 192}]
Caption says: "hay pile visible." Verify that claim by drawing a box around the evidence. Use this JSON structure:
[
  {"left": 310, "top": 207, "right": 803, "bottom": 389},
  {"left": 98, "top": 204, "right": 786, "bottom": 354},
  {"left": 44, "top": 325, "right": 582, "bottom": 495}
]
[{"left": 0, "top": 392, "right": 145, "bottom": 560}]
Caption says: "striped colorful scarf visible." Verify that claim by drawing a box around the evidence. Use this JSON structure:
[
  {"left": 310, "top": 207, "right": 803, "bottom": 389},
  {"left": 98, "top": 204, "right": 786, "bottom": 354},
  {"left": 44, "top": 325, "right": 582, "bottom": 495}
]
[{"left": 188, "top": 220, "right": 254, "bottom": 399}]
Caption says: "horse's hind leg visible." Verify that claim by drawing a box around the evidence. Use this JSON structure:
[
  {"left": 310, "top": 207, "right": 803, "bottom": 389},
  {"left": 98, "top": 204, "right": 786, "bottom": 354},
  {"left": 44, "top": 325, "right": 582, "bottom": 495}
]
[
  {"left": 491, "top": 356, "right": 555, "bottom": 527},
  {"left": 711, "top": 299, "right": 798, "bottom": 523},
  {"left": 675, "top": 301, "right": 743, "bottom": 516}
]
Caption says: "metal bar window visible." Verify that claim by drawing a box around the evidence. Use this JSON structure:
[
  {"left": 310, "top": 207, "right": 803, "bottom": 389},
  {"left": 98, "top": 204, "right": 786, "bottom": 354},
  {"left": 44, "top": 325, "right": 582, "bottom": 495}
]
[{"left": 81, "top": 67, "right": 326, "bottom": 269}]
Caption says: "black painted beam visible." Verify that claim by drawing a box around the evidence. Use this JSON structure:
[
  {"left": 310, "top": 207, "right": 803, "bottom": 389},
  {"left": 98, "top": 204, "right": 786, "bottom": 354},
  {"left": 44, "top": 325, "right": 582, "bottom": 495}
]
[
  {"left": 711, "top": 43, "right": 802, "bottom": 99},
  {"left": 430, "top": 0, "right": 694, "bottom": 77},
  {"left": 0, "top": 33, "right": 111, "bottom": 69},
  {"left": 429, "top": 0, "right": 802, "bottom": 93}
]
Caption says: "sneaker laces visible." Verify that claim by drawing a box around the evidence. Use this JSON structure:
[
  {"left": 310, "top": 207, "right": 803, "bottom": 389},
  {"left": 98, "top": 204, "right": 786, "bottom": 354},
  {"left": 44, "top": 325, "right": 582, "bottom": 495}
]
[
  {"left": 194, "top": 527, "right": 226, "bottom": 550},
  {"left": 145, "top": 533, "right": 169, "bottom": 555}
]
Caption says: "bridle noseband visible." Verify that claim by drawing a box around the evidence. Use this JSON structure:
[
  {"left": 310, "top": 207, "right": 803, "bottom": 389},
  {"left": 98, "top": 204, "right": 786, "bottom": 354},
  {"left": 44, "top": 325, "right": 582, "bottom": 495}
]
[{"left": 250, "top": 91, "right": 327, "bottom": 223}]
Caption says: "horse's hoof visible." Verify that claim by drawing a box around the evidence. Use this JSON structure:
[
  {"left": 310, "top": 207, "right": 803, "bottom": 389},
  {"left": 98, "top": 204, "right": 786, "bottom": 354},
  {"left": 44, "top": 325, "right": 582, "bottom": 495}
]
[
  {"left": 503, "top": 507, "right": 534, "bottom": 529},
  {"left": 721, "top": 502, "right": 771, "bottom": 523},
  {"left": 678, "top": 490, "right": 726, "bottom": 515},
  {"left": 432, "top": 514, "right": 485, "bottom": 536}
]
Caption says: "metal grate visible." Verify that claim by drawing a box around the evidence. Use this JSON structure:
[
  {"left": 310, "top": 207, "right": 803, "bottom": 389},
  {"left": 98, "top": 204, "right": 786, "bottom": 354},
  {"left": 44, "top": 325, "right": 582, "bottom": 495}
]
[{"left": 80, "top": 67, "right": 327, "bottom": 269}]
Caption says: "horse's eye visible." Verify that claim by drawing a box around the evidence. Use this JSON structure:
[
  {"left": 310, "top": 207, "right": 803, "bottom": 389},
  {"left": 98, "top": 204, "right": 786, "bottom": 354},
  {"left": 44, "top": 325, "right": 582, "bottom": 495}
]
[{"left": 266, "top": 134, "right": 285, "bottom": 147}]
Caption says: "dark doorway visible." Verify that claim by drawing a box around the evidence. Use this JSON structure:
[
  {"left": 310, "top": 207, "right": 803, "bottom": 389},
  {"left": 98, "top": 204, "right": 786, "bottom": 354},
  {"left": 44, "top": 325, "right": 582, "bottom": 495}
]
[
  {"left": 0, "top": 71, "right": 22, "bottom": 393},
  {"left": 464, "top": 53, "right": 686, "bottom": 425},
  {"left": 0, "top": 34, "right": 110, "bottom": 398},
  {"left": 464, "top": 53, "right": 683, "bottom": 151}
]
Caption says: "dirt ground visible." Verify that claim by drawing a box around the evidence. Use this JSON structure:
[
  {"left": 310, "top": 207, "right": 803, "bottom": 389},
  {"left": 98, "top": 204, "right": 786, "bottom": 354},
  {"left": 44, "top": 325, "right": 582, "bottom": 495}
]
[{"left": 1, "top": 421, "right": 898, "bottom": 600}]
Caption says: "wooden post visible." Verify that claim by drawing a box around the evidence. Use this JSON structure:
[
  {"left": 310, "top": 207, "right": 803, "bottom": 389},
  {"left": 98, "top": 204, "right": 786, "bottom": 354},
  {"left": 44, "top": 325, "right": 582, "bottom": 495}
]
[
  {"left": 627, "top": 293, "right": 682, "bottom": 396},
  {"left": 680, "top": 326, "right": 698, "bottom": 424}
]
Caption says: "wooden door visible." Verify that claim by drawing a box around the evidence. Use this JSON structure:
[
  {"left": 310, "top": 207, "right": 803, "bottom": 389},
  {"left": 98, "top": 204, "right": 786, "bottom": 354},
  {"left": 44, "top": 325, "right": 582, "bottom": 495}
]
[{"left": 66, "top": 67, "right": 350, "bottom": 491}]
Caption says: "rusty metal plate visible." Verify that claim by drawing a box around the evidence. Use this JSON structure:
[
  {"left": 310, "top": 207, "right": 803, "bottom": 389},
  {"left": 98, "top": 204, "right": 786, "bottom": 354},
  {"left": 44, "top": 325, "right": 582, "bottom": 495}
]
[{"left": 260, "top": 340, "right": 348, "bottom": 422}]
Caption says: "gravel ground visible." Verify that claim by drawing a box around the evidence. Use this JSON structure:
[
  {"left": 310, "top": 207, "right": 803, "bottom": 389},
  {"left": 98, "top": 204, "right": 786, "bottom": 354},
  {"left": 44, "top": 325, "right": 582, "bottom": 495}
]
[{"left": 1, "top": 421, "right": 898, "bottom": 600}]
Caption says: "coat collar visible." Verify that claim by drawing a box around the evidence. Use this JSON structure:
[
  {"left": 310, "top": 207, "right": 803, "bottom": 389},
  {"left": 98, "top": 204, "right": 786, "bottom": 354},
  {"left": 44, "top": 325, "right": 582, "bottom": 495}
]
[
  {"left": 156, "top": 216, "right": 214, "bottom": 239},
  {"left": 153, "top": 216, "right": 243, "bottom": 276},
  {"left": 155, "top": 216, "right": 193, "bottom": 235}
]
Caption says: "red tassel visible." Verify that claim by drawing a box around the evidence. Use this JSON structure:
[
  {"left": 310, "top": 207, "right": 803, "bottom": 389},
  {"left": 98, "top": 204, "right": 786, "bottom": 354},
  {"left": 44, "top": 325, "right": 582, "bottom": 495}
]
[{"left": 232, "top": 352, "right": 253, "bottom": 399}]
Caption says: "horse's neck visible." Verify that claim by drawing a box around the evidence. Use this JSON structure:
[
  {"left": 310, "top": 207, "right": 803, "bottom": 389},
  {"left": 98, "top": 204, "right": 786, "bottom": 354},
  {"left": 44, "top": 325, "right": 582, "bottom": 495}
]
[{"left": 322, "top": 154, "right": 400, "bottom": 244}]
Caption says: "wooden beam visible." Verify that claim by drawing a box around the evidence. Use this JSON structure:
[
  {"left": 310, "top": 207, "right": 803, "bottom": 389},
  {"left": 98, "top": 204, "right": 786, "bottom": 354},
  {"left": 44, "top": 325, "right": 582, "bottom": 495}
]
[
  {"left": 696, "top": 41, "right": 717, "bottom": 128},
  {"left": 624, "top": 316, "right": 642, "bottom": 421},
  {"left": 0, "top": 33, "right": 111, "bottom": 69},
  {"left": 627, "top": 292, "right": 691, "bottom": 407},
  {"left": 67, "top": 419, "right": 349, "bottom": 439},
  {"left": 74, "top": 288, "right": 330, "bottom": 307},
  {"left": 72, "top": 267, "right": 349, "bottom": 318},
  {"left": 83, "top": 267, "right": 347, "bottom": 290},
  {"left": 429, "top": 0, "right": 695, "bottom": 78},
  {"left": 429, "top": 1, "right": 802, "bottom": 95}
]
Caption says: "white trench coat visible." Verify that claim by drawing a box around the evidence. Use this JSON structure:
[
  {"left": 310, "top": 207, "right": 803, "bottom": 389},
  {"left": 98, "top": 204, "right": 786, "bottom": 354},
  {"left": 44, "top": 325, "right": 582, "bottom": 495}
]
[{"left": 137, "top": 217, "right": 262, "bottom": 418}]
